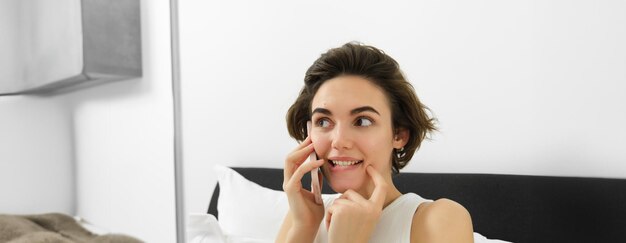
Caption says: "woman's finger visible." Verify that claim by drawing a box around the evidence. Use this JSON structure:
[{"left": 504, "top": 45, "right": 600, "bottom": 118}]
[
  {"left": 283, "top": 142, "right": 314, "bottom": 183},
  {"left": 289, "top": 158, "right": 324, "bottom": 184},
  {"left": 293, "top": 136, "right": 312, "bottom": 151},
  {"left": 366, "top": 165, "right": 387, "bottom": 209},
  {"left": 286, "top": 139, "right": 313, "bottom": 167},
  {"left": 317, "top": 167, "right": 324, "bottom": 189},
  {"left": 331, "top": 198, "right": 359, "bottom": 208},
  {"left": 285, "top": 136, "right": 312, "bottom": 170},
  {"left": 340, "top": 189, "right": 369, "bottom": 205},
  {"left": 325, "top": 202, "right": 345, "bottom": 231},
  {"left": 284, "top": 158, "right": 324, "bottom": 194},
  {"left": 325, "top": 204, "right": 333, "bottom": 231}
]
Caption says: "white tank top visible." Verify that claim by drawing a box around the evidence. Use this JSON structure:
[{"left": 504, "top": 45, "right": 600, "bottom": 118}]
[{"left": 314, "top": 193, "right": 432, "bottom": 243}]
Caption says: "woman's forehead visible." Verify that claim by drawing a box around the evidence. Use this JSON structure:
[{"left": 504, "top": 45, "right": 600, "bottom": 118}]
[{"left": 311, "top": 76, "right": 390, "bottom": 115}]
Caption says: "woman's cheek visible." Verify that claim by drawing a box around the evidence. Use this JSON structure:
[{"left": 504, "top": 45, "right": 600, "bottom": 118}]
[
  {"left": 311, "top": 133, "right": 329, "bottom": 159},
  {"left": 362, "top": 136, "right": 392, "bottom": 168}
]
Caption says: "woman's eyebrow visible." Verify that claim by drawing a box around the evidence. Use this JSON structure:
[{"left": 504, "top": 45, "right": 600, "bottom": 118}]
[
  {"left": 312, "top": 107, "right": 332, "bottom": 116},
  {"left": 312, "top": 106, "right": 380, "bottom": 116},
  {"left": 351, "top": 106, "right": 380, "bottom": 116}
]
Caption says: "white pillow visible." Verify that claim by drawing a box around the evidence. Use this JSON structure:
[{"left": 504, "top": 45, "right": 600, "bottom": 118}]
[
  {"left": 213, "top": 165, "right": 289, "bottom": 241},
  {"left": 214, "top": 165, "right": 337, "bottom": 241}
]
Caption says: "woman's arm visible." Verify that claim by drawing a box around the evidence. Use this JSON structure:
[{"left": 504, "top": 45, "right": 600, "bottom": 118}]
[
  {"left": 275, "top": 210, "right": 292, "bottom": 243},
  {"left": 411, "top": 198, "right": 474, "bottom": 243},
  {"left": 276, "top": 136, "right": 325, "bottom": 243},
  {"left": 276, "top": 210, "right": 319, "bottom": 243}
]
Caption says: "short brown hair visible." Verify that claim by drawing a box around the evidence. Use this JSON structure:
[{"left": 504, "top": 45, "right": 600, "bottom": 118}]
[{"left": 286, "top": 42, "right": 437, "bottom": 173}]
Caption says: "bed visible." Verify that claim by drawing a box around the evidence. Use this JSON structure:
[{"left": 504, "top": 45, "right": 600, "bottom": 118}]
[{"left": 199, "top": 165, "right": 626, "bottom": 243}]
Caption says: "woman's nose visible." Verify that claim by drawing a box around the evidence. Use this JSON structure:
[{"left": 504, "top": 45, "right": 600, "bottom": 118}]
[{"left": 331, "top": 123, "right": 353, "bottom": 150}]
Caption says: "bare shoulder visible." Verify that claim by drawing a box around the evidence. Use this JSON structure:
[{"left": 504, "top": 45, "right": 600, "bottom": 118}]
[{"left": 410, "top": 198, "right": 474, "bottom": 243}]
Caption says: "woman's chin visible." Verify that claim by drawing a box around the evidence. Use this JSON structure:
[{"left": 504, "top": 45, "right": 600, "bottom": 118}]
[
  {"left": 322, "top": 164, "right": 366, "bottom": 193},
  {"left": 328, "top": 180, "right": 363, "bottom": 193}
]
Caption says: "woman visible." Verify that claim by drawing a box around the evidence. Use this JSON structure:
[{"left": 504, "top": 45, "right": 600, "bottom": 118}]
[{"left": 277, "top": 43, "right": 474, "bottom": 243}]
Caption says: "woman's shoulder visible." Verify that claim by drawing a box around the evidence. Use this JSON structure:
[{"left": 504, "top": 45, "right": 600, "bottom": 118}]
[
  {"left": 414, "top": 198, "right": 471, "bottom": 221},
  {"left": 410, "top": 198, "right": 474, "bottom": 243}
]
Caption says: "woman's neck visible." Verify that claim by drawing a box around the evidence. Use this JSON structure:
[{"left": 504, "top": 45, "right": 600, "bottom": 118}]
[
  {"left": 356, "top": 181, "right": 403, "bottom": 209},
  {"left": 382, "top": 186, "right": 403, "bottom": 208}
]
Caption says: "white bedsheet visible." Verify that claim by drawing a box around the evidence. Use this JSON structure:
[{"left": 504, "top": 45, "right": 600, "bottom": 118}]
[{"left": 187, "top": 213, "right": 511, "bottom": 243}]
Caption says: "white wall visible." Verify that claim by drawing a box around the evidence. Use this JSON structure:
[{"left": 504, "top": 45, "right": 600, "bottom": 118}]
[
  {"left": 64, "top": 0, "right": 177, "bottom": 241},
  {"left": 1, "top": 1, "right": 80, "bottom": 215},
  {"left": 0, "top": 0, "right": 176, "bottom": 241},
  {"left": 180, "top": 0, "right": 626, "bottom": 214},
  {"left": 0, "top": 96, "right": 74, "bottom": 214},
  {"left": 0, "top": 1, "right": 77, "bottom": 215}
]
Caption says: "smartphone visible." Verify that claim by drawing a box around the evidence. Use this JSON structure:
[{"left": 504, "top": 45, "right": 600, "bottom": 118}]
[{"left": 307, "top": 121, "right": 323, "bottom": 205}]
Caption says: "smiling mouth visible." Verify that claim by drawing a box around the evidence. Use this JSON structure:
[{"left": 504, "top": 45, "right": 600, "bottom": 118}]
[{"left": 328, "top": 160, "right": 364, "bottom": 167}]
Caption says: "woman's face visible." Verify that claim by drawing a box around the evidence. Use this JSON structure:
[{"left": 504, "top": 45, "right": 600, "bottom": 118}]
[{"left": 310, "top": 75, "right": 406, "bottom": 193}]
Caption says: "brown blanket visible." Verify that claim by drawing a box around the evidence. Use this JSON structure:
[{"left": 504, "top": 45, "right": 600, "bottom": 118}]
[{"left": 0, "top": 213, "right": 142, "bottom": 243}]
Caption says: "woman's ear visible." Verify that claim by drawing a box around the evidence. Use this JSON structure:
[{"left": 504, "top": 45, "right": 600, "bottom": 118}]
[{"left": 393, "top": 128, "right": 410, "bottom": 148}]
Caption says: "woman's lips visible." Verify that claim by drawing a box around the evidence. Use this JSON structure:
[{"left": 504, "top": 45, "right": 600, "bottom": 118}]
[{"left": 327, "top": 159, "right": 364, "bottom": 172}]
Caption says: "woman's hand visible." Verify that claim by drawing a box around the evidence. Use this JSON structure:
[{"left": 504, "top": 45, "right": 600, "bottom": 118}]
[
  {"left": 282, "top": 136, "right": 326, "bottom": 235},
  {"left": 325, "top": 165, "right": 387, "bottom": 243}
]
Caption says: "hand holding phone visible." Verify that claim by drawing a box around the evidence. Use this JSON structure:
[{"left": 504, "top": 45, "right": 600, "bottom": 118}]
[{"left": 307, "top": 121, "right": 323, "bottom": 205}]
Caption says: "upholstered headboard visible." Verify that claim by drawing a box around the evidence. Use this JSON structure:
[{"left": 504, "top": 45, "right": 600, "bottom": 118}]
[{"left": 208, "top": 167, "right": 626, "bottom": 243}]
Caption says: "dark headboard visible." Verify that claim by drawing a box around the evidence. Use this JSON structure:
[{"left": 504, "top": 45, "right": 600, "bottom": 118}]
[{"left": 208, "top": 167, "right": 626, "bottom": 243}]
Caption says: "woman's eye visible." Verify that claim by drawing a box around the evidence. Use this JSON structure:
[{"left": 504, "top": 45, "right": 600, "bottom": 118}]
[
  {"left": 355, "top": 117, "right": 373, "bottom": 127},
  {"left": 317, "top": 119, "right": 331, "bottom": 128}
]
